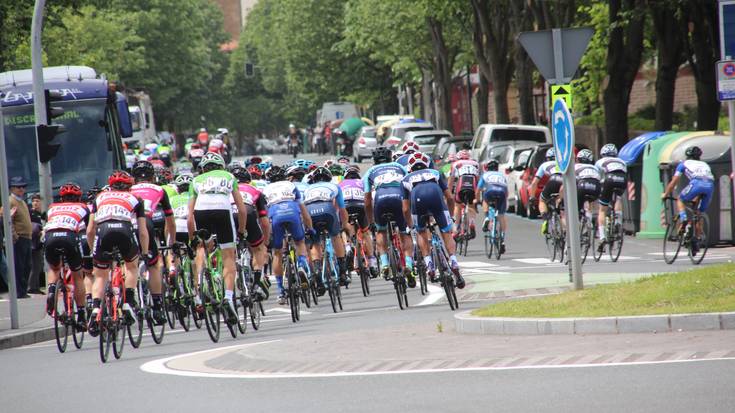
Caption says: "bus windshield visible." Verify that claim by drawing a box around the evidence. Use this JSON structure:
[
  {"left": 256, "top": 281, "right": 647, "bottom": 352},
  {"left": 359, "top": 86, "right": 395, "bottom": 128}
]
[{"left": 3, "top": 99, "right": 113, "bottom": 194}]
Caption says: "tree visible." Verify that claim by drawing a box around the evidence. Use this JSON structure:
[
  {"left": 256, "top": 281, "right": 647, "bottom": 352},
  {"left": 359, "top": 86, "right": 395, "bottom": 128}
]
[
  {"left": 650, "top": 0, "right": 687, "bottom": 131},
  {"left": 603, "top": 0, "right": 646, "bottom": 147},
  {"left": 509, "top": 0, "right": 535, "bottom": 124}
]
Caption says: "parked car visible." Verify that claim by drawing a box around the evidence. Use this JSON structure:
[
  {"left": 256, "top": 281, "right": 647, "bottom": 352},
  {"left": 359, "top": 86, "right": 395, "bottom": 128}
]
[
  {"left": 514, "top": 144, "right": 552, "bottom": 218},
  {"left": 403, "top": 129, "right": 452, "bottom": 154},
  {"left": 479, "top": 140, "right": 539, "bottom": 212},
  {"left": 384, "top": 121, "right": 434, "bottom": 148},
  {"left": 256, "top": 139, "right": 278, "bottom": 154},
  {"left": 352, "top": 126, "right": 378, "bottom": 162},
  {"left": 470, "top": 124, "right": 551, "bottom": 160},
  {"left": 431, "top": 136, "right": 473, "bottom": 177}
]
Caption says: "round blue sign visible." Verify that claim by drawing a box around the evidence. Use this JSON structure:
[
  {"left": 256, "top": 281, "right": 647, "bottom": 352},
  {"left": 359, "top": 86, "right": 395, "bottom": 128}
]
[{"left": 552, "top": 98, "right": 574, "bottom": 173}]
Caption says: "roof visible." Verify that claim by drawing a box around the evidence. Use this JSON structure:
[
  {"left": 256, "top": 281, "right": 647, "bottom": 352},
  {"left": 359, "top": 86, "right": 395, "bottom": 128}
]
[
  {"left": 0, "top": 65, "right": 108, "bottom": 107},
  {"left": 391, "top": 122, "right": 434, "bottom": 130},
  {"left": 476, "top": 123, "right": 550, "bottom": 132},
  {"left": 404, "top": 129, "right": 452, "bottom": 138}
]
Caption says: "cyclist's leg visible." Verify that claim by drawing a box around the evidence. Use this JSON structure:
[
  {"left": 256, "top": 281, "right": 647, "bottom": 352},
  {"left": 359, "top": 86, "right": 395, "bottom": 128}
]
[
  {"left": 143, "top": 218, "right": 166, "bottom": 323},
  {"left": 373, "top": 189, "right": 395, "bottom": 276},
  {"left": 43, "top": 231, "right": 70, "bottom": 313}
]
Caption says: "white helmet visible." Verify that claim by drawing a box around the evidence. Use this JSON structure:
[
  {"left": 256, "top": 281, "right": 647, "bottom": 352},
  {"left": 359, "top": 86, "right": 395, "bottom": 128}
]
[{"left": 217, "top": 128, "right": 229, "bottom": 135}]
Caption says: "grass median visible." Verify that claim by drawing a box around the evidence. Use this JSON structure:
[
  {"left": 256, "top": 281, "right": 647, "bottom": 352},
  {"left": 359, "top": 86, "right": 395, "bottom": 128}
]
[{"left": 472, "top": 263, "right": 735, "bottom": 318}]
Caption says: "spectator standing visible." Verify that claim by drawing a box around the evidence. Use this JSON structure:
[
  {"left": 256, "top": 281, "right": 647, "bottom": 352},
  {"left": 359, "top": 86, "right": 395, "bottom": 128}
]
[
  {"left": 28, "top": 193, "right": 46, "bottom": 294},
  {"left": 0, "top": 177, "right": 33, "bottom": 298},
  {"left": 314, "top": 124, "right": 324, "bottom": 155}
]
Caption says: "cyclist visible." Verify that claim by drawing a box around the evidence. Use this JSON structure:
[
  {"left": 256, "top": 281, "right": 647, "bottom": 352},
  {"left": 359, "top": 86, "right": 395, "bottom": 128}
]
[
  {"left": 529, "top": 148, "right": 562, "bottom": 234},
  {"left": 170, "top": 173, "right": 193, "bottom": 245},
  {"left": 339, "top": 165, "right": 379, "bottom": 277},
  {"left": 401, "top": 152, "right": 464, "bottom": 288},
  {"left": 566, "top": 149, "right": 601, "bottom": 219},
  {"left": 595, "top": 144, "right": 627, "bottom": 249},
  {"left": 187, "top": 153, "right": 248, "bottom": 324},
  {"left": 287, "top": 124, "right": 303, "bottom": 155},
  {"left": 131, "top": 160, "right": 176, "bottom": 325},
  {"left": 477, "top": 159, "right": 508, "bottom": 254},
  {"left": 86, "top": 171, "right": 149, "bottom": 336},
  {"left": 43, "top": 183, "right": 91, "bottom": 327},
  {"left": 661, "top": 145, "right": 713, "bottom": 255},
  {"left": 248, "top": 165, "right": 268, "bottom": 190},
  {"left": 448, "top": 149, "right": 480, "bottom": 239},
  {"left": 304, "top": 166, "right": 351, "bottom": 289},
  {"left": 196, "top": 128, "right": 209, "bottom": 147},
  {"left": 364, "top": 147, "right": 415, "bottom": 285},
  {"left": 188, "top": 143, "right": 205, "bottom": 170},
  {"left": 395, "top": 141, "right": 435, "bottom": 169},
  {"left": 158, "top": 141, "right": 173, "bottom": 167},
  {"left": 262, "top": 165, "right": 315, "bottom": 305},
  {"left": 229, "top": 165, "right": 269, "bottom": 299},
  {"left": 286, "top": 165, "right": 310, "bottom": 195}
]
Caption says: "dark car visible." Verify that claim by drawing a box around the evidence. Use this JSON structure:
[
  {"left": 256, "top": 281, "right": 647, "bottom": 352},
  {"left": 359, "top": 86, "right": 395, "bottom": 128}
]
[
  {"left": 431, "top": 136, "right": 472, "bottom": 176},
  {"left": 515, "top": 144, "right": 552, "bottom": 218}
]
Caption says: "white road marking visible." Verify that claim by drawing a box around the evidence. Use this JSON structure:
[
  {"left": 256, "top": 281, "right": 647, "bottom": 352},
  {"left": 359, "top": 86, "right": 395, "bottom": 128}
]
[
  {"left": 416, "top": 284, "right": 444, "bottom": 306},
  {"left": 459, "top": 261, "right": 499, "bottom": 268},
  {"left": 513, "top": 258, "right": 555, "bottom": 264},
  {"left": 266, "top": 308, "right": 312, "bottom": 315}
]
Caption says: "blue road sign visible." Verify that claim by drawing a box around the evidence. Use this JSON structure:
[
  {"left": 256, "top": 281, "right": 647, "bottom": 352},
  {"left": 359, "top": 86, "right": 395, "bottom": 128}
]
[{"left": 552, "top": 98, "right": 574, "bottom": 173}]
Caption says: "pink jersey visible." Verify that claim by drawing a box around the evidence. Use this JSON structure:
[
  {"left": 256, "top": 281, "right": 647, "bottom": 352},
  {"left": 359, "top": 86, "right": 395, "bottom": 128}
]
[
  {"left": 239, "top": 183, "right": 262, "bottom": 206},
  {"left": 131, "top": 183, "right": 170, "bottom": 218},
  {"left": 451, "top": 160, "right": 480, "bottom": 178},
  {"left": 44, "top": 202, "right": 90, "bottom": 233},
  {"left": 339, "top": 179, "right": 365, "bottom": 202}
]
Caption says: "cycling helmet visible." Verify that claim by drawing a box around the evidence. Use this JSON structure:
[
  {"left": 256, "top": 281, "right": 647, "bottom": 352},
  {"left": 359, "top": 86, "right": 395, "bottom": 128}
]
[
  {"left": 545, "top": 147, "right": 556, "bottom": 161},
  {"left": 108, "top": 170, "right": 134, "bottom": 190},
  {"left": 337, "top": 156, "right": 350, "bottom": 165},
  {"left": 308, "top": 163, "right": 318, "bottom": 172},
  {"left": 576, "top": 149, "right": 594, "bottom": 164},
  {"left": 401, "top": 141, "right": 420, "bottom": 154},
  {"left": 407, "top": 152, "right": 430, "bottom": 172},
  {"left": 344, "top": 165, "right": 361, "bottom": 179},
  {"left": 230, "top": 166, "right": 251, "bottom": 183},
  {"left": 600, "top": 143, "right": 618, "bottom": 158},
  {"left": 199, "top": 152, "right": 226, "bottom": 171},
  {"left": 248, "top": 165, "right": 263, "bottom": 179},
  {"left": 286, "top": 165, "right": 306, "bottom": 181},
  {"left": 310, "top": 166, "right": 333, "bottom": 183},
  {"left": 372, "top": 146, "right": 392, "bottom": 164},
  {"left": 132, "top": 160, "right": 155, "bottom": 180},
  {"left": 228, "top": 161, "right": 244, "bottom": 172},
  {"left": 174, "top": 173, "right": 193, "bottom": 191},
  {"left": 265, "top": 165, "right": 286, "bottom": 182},
  {"left": 293, "top": 159, "right": 311, "bottom": 169},
  {"left": 685, "top": 146, "right": 702, "bottom": 160},
  {"left": 156, "top": 168, "right": 173, "bottom": 185},
  {"left": 257, "top": 161, "right": 272, "bottom": 171},
  {"left": 86, "top": 185, "right": 102, "bottom": 203},
  {"left": 323, "top": 159, "right": 335, "bottom": 168},
  {"left": 248, "top": 156, "right": 263, "bottom": 166},
  {"left": 328, "top": 163, "right": 344, "bottom": 177},
  {"left": 485, "top": 159, "right": 499, "bottom": 171},
  {"left": 392, "top": 152, "right": 403, "bottom": 162},
  {"left": 457, "top": 149, "right": 471, "bottom": 160},
  {"left": 59, "top": 182, "right": 82, "bottom": 200}
]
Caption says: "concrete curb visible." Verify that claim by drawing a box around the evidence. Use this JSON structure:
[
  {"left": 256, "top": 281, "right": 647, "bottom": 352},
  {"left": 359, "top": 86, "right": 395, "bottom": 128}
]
[
  {"left": 455, "top": 311, "right": 735, "bottom": 336},
  {"left": 0, "top": 327, "right": 55, "bottom": 350}
]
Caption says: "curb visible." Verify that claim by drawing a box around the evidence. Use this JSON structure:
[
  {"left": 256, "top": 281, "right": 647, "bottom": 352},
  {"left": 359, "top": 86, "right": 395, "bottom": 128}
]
[
  {"left": 0, "top": 327, "right": 55, "bottom": 350},
  {"left": 454, "top": 311, "right": 735, "bottom": 336}
]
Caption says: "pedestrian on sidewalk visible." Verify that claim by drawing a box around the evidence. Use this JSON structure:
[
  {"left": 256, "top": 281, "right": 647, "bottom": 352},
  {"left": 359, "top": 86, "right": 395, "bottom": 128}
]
[
  {"left": 0, "top": 177, "right": 33, "bottom": 298},
  {"left": 28, "top": 193, "right": 46, "bottom": 294}
]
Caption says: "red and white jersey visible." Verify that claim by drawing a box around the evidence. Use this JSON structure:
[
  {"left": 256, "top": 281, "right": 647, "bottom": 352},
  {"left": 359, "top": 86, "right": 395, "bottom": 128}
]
[
  {"left": 131, "top": 183, "right": 172, "bottom": 218},
  {"left": 93, "top": 191, "right": 146, "bottom": 224},
  {"left": 209, "top": 138, "right": 224, "bottom": 149},
  {"left": 44, "top": 202, "right": 90, "bottom": 233},
  {"left": 189, "top": 148, "right": 205, "bottom": 158},
  {"left": 451, "top": 159, "right": 480, "bottom": 178}
]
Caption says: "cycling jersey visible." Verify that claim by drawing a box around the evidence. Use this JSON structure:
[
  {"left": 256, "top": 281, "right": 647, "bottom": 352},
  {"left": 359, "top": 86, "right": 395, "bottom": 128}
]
[
  {"left": 91, "top": 191, "right": 145, "bottom": 267},
  {"left": 595, "top": 157, "right": 627, "bottom": 175},
  {"left": 252, "top": 179, "right": 269, "bottom": 191},
  {"left": 190, "top": 170, "right": 238, "bottom": 211},
  {"left": 364, "top": 163, "right": 408, "bottom": 230},
  {"left": 575, "top": 164, "right": 601, "bottom": 210},
  {"left": 44, "top": 202, "right": 91, "bottom": 272},
  {"left": 676, "top": 160, "right": 714, "bottom": 211},
  {"left": 263, "top": 180, "right": 306, "bottom": 247},
  {"left": 478, "top": 172, "right": 508, "bottom": 214},
  {"left": 401, "top": 169, "right": 452, "bottom": 233},
  {"left": 188, "top": 148, "right": 205, "bottom": 159},
  {"left": 535, "top": 160, "right": 561, "bottom": 179},
  {"left": 44, "top": 202, "right": 90, "bottom": 233},
  {"left": 170, "top": 191, "right": 191, "bottom": 236},
  {"left": 92, "top": 191, "right": 146, "bottom": 224},
  {"left": 339, "top": 179, "right": 365, "bottom": 203},
  {"left": 145, "top": 143, "right": 158, "bottom": 154},
  {"left": 162, "top": 184, "right": 178, "bottom": 199},
  {"left": 158, "top": 145, "right": 172, "bottom": 156},
  {"left": 236, "top": 183, "right": 267, "bottom": 216},
  {"left": 451, "top": 159, "right": 480, "bottom": 203},
  {"left": 363, "top": 162, "right": 407, "bottom": 192},
  {"left": 303, "top": 182, "right": 345, "bottom": 207},
  {"left": 304, "top": 182, "right": 345, "bottom": 238},
  {"left": 131, "top": 183, "right": 174, "bottom": 219},
  {"left": 595, "top": 157, "right": 627, "bottom": 206}
]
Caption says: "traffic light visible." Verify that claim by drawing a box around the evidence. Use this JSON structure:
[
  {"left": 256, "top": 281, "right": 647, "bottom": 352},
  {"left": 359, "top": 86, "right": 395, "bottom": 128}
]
[
  {"left": 245, "top": 62, "right": 254, "bottom": 78},
  {"left": 37, "top": 89, "right": 65, "bottom": 163}
]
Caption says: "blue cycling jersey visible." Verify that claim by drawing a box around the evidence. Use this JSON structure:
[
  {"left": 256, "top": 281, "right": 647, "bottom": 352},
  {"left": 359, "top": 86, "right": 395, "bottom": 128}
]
[
  {"left": 478, "top": 171, "right": 508, "bottom": 189},
  {"left": 363, "top": 162, "right": 407, "bottom": 192},
  {"left": 303, "top": 182, "right": 345, "bottom": 208},
  {"left": 675, "top": 160, "right": 714, "bottom": 181},
  {"left": 401, "top": 168, "right": 447, "bottom": 199}
]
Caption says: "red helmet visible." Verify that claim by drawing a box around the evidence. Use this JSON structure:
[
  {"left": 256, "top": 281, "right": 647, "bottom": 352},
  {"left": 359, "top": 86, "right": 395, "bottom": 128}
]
[
  {"left": 308, "top": 163, "right": 318, "bottom": 172},
  {"left": 456, "top": 149, "right": 471, "bottom": 160},
  {"left": 407, "top": 151, "right": 430, "bottom": 172},
  {"left": 401, "top": 141, "right": 420, "bottom": 154},
  {"left": 108, "top": 170, "right": 134, "bottom": 190},
  {"left": 247, "top": 165, "right": 262, "bottom": 179},
  {"left": 59, "top": 182, "right": 82, "bottom": 199},
  {"left": 207, "top": 145, "right": 221, "bottom": 154}
]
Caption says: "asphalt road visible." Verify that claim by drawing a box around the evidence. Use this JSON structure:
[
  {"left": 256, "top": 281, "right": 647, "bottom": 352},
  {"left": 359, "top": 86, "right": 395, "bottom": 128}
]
[{"left": 1, "top": 153, "right": 733, "bottom": 412}]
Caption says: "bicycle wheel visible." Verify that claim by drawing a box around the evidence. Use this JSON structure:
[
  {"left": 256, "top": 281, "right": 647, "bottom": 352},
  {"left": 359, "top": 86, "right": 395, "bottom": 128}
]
[
  {"left": 609, "top": 217, "right": 624, "bottom": 262},
  {"left": 98, "top": 298, "right": 112, "bottom": 363},
  {"left": 53, "top": 281, "right": 69, "bottom": 353},
  {"left": 689, "top": 213, "right": 709, "bottom": 265},
  {"left": 485, "top": 232, "right": 494, "bottom": 259},
  {"left": 662, "top": 218, "right": 682, "bottom": 264},
  {"left": 389, "top": 246, "right": 405, "bottom": 310},
  {"left": 202, "top": 269, "right": 221, "bottom": 343},
  {"left": 164, "top": 281, "right": 176, "bottom": 330},
  {"left": 72, "top": 300, "right": 85, "bottom": 350},
  {"left": 416, "top": 258, "right": 427, "bottom": 296},
  {"left": 309, "top": 276, "right": 319, "bottom": 306},
  {"left": 326, "top": 263, "right": 338, "bottom": 314},
  {"left": 580, "top": 218, "right": 590, "bottom": 264},
  {"left": 593, "top": 218, "right": 604, "bottom": 262},
  {"left": 192, "top": 302, "right": 203, "bottom": 329},
  {"left": 250, "top": 300, "right": 262, "bottom": 330},
  {"left": 357, "top": 248, "right": 370, "bottom": 297},
  {"left": 127, "top": 301, "right": 143, "bottom": 349},
  {"left": 112, "top": 307, "right": 126, "bottom": 360},
  {"left": 235, "top": 292, "right": 247, "bottom": 335},
  {"left": 300, "top": 276, "right": 312, "bottom": 309},
  {"left": 146, "top": 291, "right": 165, "bottom": 345},
  {"left": 289, "top": 281, "right": 300, "bottom": 322},
  {"left": 492, "top": 223, "right": 501, "bottom": 260}
]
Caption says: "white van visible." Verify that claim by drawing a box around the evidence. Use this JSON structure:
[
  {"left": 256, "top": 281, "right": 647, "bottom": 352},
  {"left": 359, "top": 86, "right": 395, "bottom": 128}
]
[
  {"left": 469, "top": 124, "right": 550, "bottom": 160},
  {"left": 319, "top": 102, "right": 359, "bottom": 125}
]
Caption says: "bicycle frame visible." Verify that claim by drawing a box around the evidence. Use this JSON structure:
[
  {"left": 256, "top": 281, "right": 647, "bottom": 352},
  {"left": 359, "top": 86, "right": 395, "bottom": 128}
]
[{"left": 321, "top": 233, "right": 340, "bottom": 285}]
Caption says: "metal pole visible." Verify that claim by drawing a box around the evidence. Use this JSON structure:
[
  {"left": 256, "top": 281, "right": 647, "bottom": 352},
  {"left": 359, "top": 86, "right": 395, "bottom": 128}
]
[
  {"left": 31, "top": 0, "right": 52, "bottom": 210},
  {"left": 552, "top": 28, "right": 583, "bottom": 289},
  {"left": 729, "top": 101, "right": 735, "bottom": 185},
  {"left": 466, "top": 65, "right": 474, "bottom": 131},
  {"left": 719, "top": 2, "right": 735, "bottom": 240},
  {"left": 0, "top": 102, "right": 20, "bottom": 329}
]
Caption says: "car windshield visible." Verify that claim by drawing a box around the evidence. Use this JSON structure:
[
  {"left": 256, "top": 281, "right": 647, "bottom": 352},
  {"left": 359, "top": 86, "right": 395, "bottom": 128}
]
[
  {"left": 361, "top": 128, "right": 376, "bottom": 138},
  {"left": 486, "top": 146, "right": 513, "bottom": 163},
  {"left": 490, "top": 129, "right": 546, "bottom": 143},
  {"left": 413, "top": 134, "right": 448, "bottom": 145},
  {"left": 394, "top": 125, "right": 431, "bottom": 139},
  {"left": 3, "top": 99, "right": 113, "bottom": 193}
]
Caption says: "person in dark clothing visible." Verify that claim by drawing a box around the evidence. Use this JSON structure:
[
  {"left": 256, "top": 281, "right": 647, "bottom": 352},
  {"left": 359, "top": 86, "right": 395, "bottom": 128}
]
[
  {"left": 28, "top": 193, "right": 46, "bottom": 294},
  {"left": 0, "top": 177, "right": 33, "bottom": 298}
]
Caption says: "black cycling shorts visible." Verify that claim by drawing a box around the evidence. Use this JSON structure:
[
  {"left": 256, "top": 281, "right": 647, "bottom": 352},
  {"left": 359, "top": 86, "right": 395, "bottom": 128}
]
[
  {"left": 194, "top": 209, "right": 236, "bottom": 249},
  {"left": 139, "top": 218, "right": 160, "bottom": 266},
  {"left": 541, "top": 175, "right": 563, "bottom": 202},
  {"left": 79, "top": 234, "right": 93, "bottom": 271},
  {"left": 176, "top": 232, "right": 189, "bottom": 244},
  {"left": 233, "top": 205, "right": 264, "bottom": 247},
  {"left": 92, "top": 221, "right": 139, "bottom": 269},
  {"left": 599, "top": 172, "right": 626, "bottom": 206},
  {"left": 345, "top": 202, "right": 368, "bottom": 230},
  {"left": 577, "top": 179, "right": 601, "bottom": 211},
  {"left": 44, "top": 230, "right": 83, "bottom": 272}
]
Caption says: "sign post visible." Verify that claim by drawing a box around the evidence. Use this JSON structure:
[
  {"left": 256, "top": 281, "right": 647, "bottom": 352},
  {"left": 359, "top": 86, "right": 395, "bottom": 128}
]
[
  {"left": 718, "top": 1, "right": 735, "bottom": 192},
  {"left": 31, "top": 0, "right": 54, "bottom": 209},
  {"left": 0, "top": 98, "right": 20, "bottom": 329},
  {"left": 518, "top": 27, "right": 593, "bottom": 290}
]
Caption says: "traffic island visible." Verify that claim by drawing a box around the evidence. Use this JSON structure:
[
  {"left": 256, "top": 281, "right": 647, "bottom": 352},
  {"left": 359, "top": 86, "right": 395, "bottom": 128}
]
[{"left": 456, "top": 263, "right": 735, "bottom": 335}]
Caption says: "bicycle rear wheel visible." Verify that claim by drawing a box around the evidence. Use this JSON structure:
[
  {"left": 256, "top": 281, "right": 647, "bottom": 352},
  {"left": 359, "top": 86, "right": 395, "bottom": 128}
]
[
  {"left": 416, "top": 258, "right": 427, "bottom": 296},
  {"left": 112, "top": 308, "right": 126, "bottom": 360},
  {"left": 580, "top": 218, "right": 591, "bottom": 264},
  {"left": 250, "top": 300, "right": 262, "bottom": 330},
  {"left": 235, "top": 293, "right": 247, "bottom": 335},
  {"left": 663, "top": 218, "right": 682, "bottom": 264},
  {"left": 492, "top": 223, "right": 501, "bottom": 260},
  {"left": 53, "top": 281, "right": 69, "bottom": 353},
  {"left": 202, "top": 269, "right": 221, "bottom": 342},
  {"left": 357, "top": 248, "right": 370, "bottom": 297},
  {"left": 72, "top": 299, "right": 85, "bottom": 350},
  {"left": 689, "top": 213, "right": 709, "bottom": 265},
  {"left": 145, "top": 291, "right": 165, "bottom": 345},
  {"left": 98, "top": 298, "right": 112, "bottom": 363},
  {"left": 609, "top": 218, "right": 624, "bottom": 262},
  {"left": 164, "top": 281, "right": 176, "bottom": 330}
]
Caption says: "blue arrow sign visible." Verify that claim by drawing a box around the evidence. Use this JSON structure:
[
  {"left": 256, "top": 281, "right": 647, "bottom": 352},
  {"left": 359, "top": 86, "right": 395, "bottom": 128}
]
[{"left": 552, "top": 98, "right": 574, "bottom": 173}]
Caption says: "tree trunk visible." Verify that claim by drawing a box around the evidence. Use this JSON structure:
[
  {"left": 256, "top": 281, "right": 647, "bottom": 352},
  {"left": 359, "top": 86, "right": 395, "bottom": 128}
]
[
  {"left": 421, "top": 69, "right": 435, "bottom": 125},
  {"left": 427, "top": 17, "right": 454, "bottom": 132},
  {"left": 651, "top": 0, "right": 685, "bottom": 131},
  {"left": 684, "top": 0, "right": 721, "bottom": 130},
  {"left": 603, "top": 0, "right": 646, "bottom": 148},
  {"left": 510, "top": 0, "right": 535, "bottom": 124},
  {"left": 477, "top": 71, "right": 489, "bottom": 125}
]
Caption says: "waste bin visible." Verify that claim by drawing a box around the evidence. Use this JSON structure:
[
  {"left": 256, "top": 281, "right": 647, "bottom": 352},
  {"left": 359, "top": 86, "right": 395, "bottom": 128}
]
[
  {"left": 659, "top": 134, "right": 733, "bottom": 246},
  {"left": 619, "top": 131, "right": 667, "bottom": 234}
]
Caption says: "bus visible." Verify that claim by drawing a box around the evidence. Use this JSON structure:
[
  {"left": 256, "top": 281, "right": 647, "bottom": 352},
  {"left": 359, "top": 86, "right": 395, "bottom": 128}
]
[
  {"left": 126, "top": 90, "right": 156, "bottom": 147},
  {"left": 0, "top": 66, "right": 129, "bottom": 195}
]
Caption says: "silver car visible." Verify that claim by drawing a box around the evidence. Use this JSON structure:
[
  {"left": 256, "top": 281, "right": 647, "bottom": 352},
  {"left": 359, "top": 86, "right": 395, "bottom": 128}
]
[
  {"left": 403, "top": 130, "right": 452, "bottom": 154},
  {"left": 353, "top": 126, "right": 378, "bottom": 162}
]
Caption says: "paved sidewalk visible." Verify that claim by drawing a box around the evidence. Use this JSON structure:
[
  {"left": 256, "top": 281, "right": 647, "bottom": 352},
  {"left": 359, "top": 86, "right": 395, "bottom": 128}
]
[{"left": 0, "top": 293, "right": 53, "bottom": 350}]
